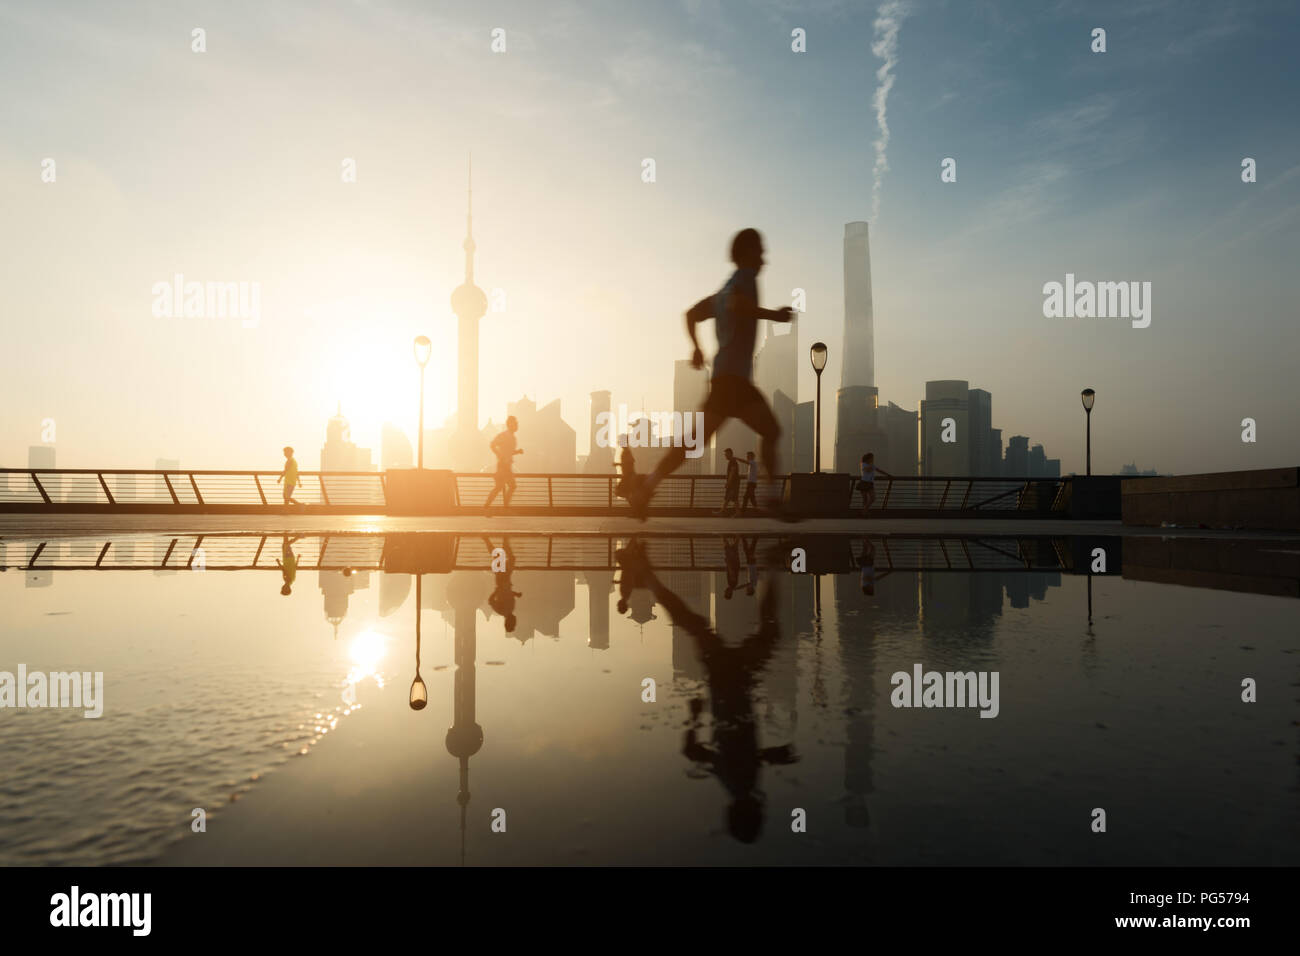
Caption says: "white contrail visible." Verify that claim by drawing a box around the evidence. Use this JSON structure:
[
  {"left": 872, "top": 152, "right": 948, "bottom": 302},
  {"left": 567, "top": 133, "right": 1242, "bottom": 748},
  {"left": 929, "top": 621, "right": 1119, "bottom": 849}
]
[{"left": 870, "top": 0, "right": 909, "bottom": 222}]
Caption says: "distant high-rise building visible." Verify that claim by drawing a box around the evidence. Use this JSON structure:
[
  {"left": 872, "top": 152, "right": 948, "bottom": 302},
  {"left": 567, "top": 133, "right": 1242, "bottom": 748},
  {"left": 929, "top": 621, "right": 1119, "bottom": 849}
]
[
  {"left": 793, "top": 400, "right": 815, "bottom": 474},
  {"left": 586, "top": 390, "right": 613, "bottom": 474},
  {"left": 878, "top": 401, "right": 918, "bottom": 476},
  {"left": 968, "top": 388, "right": 994, "bottom": 476},
  {"left": 754, "top": 322, "right": 798, "bottom": 474},
  {"left": 1028, "top": 443, "right": 1047, "bottom": 478},
  {"left": 506, "top": 395, "right": 575, "bottom": 473},
  {"left": 670, "top": 364, "right": 708, "bottom": 475},
  {"left": 989, "top": 428, "right": 1003, "bottom": 476},
  {"left": 321, "top": 405, "right": 374, "bottom": 471},
  {"left": 381, "top": 423, "right": 413, "bottom": 470},
  {"left": 834, "top": 221, "right": 882, "bottom": 473},
  {"left": 1004, "top": 436, "right": 1029, "bottom": 476},
  {"left": 919, "top": 381, "right": 970, "bottom": 476}
]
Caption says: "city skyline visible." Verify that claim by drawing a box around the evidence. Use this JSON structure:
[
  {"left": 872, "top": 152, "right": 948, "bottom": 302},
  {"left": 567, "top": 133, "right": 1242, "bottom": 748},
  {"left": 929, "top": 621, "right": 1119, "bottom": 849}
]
[{"left": 4, "top": 0, "right": 1298, "bottom": 478}]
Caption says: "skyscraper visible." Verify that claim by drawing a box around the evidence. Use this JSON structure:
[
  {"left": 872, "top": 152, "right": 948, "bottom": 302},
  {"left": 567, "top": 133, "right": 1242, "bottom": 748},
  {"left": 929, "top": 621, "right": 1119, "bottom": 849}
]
[
  {"left": 834, "top": 221, "right": 883, "bottom": 472},
  {"left": 919, "top": 380, "right": 970, "bottom": 476},
  {"left": 585, "top": 390, "right": 613, "bottom": 474},
  {"left": 449, "top": 161, "right": 489, "bottom": 471}
]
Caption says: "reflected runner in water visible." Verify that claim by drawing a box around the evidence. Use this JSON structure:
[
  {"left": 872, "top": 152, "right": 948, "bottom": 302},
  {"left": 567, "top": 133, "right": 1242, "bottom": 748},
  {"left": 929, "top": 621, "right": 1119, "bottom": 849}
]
[
  {"left": 484, "top": 536, "right": 522, "bottom": 634},
  {"left": 617, "top": 539, "right": 798, "bottom": 844},
  {"left": 276, "top": 534, "right": 301, "bottom": 595}
]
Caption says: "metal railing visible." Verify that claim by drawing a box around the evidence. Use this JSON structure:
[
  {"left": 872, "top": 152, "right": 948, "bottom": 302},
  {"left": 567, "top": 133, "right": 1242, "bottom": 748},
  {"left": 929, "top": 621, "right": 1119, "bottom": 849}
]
[
  {"left": 0, "top": 468, "right": 1072, "bottom": 516},
  {"left": 0, "top": 531, "right": 1080, "bottom": 574}
]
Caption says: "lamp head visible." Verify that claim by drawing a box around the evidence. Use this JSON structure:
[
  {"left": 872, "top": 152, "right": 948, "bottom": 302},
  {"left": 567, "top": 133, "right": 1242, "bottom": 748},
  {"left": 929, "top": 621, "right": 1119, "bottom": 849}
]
[
  {"left": 810, "top": 341, "right": 828, "bottom": 373},
  {"left": 413, "top": 335, "right": 433, "bottom": 368},
  {"left": 1081, "top": 388, "right": 1095, "bottom": 412}
]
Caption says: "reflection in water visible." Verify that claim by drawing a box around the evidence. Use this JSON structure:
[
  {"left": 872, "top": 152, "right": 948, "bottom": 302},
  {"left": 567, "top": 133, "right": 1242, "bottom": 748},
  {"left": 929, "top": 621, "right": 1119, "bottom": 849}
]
[
  {"left": 619, "top": 540, "right": 796, "bottom": 843},
  {"left": 1, "top": 530, "right": 1296, "bottom": 866}
]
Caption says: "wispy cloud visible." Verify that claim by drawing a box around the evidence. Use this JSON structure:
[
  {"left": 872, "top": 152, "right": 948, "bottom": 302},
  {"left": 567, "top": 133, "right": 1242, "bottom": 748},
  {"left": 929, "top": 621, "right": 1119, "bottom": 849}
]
[{"left": 870, "top": 0, "right": 909, "bottom": 222}]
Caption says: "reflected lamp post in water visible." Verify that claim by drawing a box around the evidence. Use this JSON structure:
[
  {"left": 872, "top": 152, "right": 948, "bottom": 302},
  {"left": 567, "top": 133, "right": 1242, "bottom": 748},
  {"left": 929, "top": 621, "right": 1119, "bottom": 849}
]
[
  {"left": 810, "top": 342, "right": 828, "bottom": 473},
  {"left": 409, "top": 575, "right": 428, "bottom": 710},
  {"left": 414, "top": 336, "right": 433, "bottom": 469},
  {"left": 1081, "top": 388, "right": 1095, "bottom": 477}
]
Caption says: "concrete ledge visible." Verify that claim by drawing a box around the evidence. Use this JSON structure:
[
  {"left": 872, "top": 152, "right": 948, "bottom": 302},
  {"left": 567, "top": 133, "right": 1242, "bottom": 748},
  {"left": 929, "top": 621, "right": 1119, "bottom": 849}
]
[
  {"left": 1122, "top": 467, "right": 1300, "bottom": 531},
  {"left": 1123, "top": 467, "right": 1298, "bottom": 495}
]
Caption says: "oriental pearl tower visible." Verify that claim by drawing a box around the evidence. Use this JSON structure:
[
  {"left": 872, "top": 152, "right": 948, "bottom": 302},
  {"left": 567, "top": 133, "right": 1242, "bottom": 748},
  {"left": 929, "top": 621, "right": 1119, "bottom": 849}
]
[{"left": 449, "top": 159, "right": 489, "bottom": 472}]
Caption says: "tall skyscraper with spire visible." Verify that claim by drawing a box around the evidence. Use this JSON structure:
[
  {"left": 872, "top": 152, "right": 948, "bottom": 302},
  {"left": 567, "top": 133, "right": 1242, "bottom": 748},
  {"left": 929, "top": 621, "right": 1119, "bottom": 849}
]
[
  {"left": 834, "top": 221, "right": 884, "bottom": 472},
  {"left": 449, "top": 159, "right": 489, "bottom": 471}
]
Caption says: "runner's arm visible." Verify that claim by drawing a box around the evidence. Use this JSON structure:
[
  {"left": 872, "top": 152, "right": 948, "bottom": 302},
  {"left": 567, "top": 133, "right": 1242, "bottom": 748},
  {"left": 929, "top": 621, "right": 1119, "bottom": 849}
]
[
  {"left": 685, "top": 297, "right": 713, "bottom": 368},
  {"left": 725, "top": 289, "right": 793, "bottom": 323}
]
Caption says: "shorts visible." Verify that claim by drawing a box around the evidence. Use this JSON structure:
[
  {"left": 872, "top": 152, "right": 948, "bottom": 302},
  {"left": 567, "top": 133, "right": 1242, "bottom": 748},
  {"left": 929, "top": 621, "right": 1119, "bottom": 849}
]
[
  {"left": 704, "top": 375, "right": 778, "bottom": 436},
  {"left": 857, "top": 480, "right": 875, "bottom": 496}
]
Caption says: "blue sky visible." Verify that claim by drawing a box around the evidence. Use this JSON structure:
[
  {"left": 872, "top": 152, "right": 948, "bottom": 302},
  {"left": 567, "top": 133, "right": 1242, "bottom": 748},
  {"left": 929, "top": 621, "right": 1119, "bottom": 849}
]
[{"left": 1, "top": 0, "right": 1297, "bottom": 474}]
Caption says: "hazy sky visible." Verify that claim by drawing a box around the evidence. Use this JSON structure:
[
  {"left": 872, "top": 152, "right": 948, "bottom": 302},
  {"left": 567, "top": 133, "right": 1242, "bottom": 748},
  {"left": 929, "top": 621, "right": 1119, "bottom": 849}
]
[{"left": 3, "top": 0, "right": 1297, "bottom": 475}]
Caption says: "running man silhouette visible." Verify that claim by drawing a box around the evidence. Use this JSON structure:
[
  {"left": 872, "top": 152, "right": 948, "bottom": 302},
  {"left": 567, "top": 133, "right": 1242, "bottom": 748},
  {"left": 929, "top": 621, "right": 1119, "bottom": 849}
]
[
  {"left": 484, "top": 416, "right": 523, "bottom": 512},
  {"left": 277, "top": 446, "right": 301, "bottom": 506},
  {"left": 615, "top": 538, "right": 797, "bottom": 844},
  {"left": 628, "top": 228, "right": 796, "bottom": 520},
  {"left": 483, "top": 536, "right": 522, "bottom": 633}
]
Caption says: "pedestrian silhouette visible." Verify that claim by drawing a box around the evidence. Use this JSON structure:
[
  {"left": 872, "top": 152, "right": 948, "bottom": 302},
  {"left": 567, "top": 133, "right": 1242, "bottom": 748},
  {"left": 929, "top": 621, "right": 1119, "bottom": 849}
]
[
  {"left": 628, "top": 228, "right": 796, "bottom": 520},
  {"left": 276, "top": 534, "right": 301, "bottom": 595},
  {"left": 858, "top": 452, "right": 892, "bottom": 516},
  {"left": 713, "top": 447, "right": 740, "bottom": 516},
  {"left": 614, "top": 439, "right": 643, "bottom": 504},
  {"left": 615, "top": 539, "right": 797, "bottom": 844},
  {"left": 485, "top": 416, "right": 522, "bottom": 513},
  {"left": 739, "top": 451, "right": 760, "bottom": 514},
  {"left": 278, "top": 446, "right": 301, "bottom": 506}
]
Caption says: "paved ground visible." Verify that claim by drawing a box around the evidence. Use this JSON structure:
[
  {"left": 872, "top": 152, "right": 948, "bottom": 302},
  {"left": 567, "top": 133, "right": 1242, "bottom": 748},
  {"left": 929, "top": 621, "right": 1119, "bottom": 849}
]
[{"left": 1, "top": 512, "right": 1297, "bottom": 542}]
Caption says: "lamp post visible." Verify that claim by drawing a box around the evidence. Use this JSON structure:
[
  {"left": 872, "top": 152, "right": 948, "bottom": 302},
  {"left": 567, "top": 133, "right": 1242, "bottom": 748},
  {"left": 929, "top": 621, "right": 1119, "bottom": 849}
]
[
  {"left": 1081, "top": 388, "right": 1095, "bottom": 476},
  {"left": 409, "top": 575, "right": 428, "bottom": 710},
  {"left": 810, "top": 342, "right": 828, "bottom": 473},
  {"left": 414, "top": 336, "right": 432, "bottom": 469}
]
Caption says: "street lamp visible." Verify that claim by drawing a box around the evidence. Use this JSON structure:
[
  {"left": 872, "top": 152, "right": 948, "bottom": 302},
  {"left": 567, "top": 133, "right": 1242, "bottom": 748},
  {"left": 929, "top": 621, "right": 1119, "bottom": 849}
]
[
  {"left": 409, "top": 575, "right": 428, "bottom": 710},
  {"left": 810, "top": 342, "right": 828, "bottom": 473},
  {"left": 414, "top": 336, "right": 432, "bottom": 469},
  {"left": 1080, "top": 388, "right": 1095, "bottom": 476}
]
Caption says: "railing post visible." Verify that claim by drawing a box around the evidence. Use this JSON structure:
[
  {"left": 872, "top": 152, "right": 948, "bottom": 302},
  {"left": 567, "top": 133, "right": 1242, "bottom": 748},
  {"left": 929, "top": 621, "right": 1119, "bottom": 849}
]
[
  {"left": 31, "top": 473, "right": 51, "bottom": 505},
  {"left": 881, "top": 478, "right": 893, "bottom": 509},
  {"left": 319, "top": 475, "right": 330, "bottom": 506},
  {"left": 189, "top": 473, "right": 204, "bottom": 506},
  {"left": 162, "top": 474, "right": 180, "bottom": 505},
  {"left": 939, "top": 479, "right": 952, "bottom": 509},
  {"left": 98, "top": 473, "right": 115, "bottom": 505},
  {"left": 254, "top": 474, "right": 267, "bottom": 506},
  {"left": 548, "top": 476, "right": 554, "bottom": 508}
]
